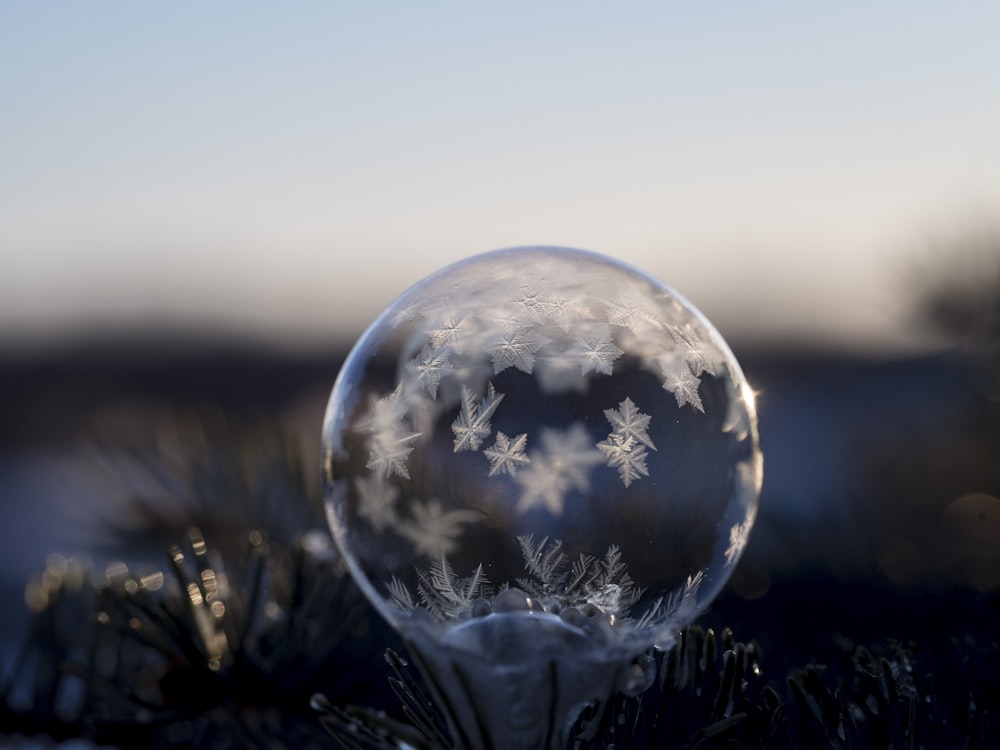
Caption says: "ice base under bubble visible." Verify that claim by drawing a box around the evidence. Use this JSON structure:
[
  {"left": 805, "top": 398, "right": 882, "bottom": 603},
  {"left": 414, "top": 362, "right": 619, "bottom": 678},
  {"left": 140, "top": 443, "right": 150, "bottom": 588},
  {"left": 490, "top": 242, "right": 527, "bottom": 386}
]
[{"left": 403, "top": 611, "right": 656, "bottom": 750}]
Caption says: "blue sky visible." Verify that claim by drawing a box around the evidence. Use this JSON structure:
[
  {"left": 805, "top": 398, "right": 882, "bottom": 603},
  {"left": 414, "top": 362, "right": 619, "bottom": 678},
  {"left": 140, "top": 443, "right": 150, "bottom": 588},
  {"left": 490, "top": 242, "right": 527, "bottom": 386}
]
[{"left": 2, "top": 3, "right": 998, "bottom": 350}]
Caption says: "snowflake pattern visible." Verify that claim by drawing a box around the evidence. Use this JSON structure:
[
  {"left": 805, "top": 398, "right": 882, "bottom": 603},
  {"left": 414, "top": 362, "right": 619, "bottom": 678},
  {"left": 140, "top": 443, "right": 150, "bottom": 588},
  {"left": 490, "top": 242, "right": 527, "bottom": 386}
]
[
  {"left": 483, "top": 431, "right": 530, "bottom": 476},
  {"left": 360, "top": 387, "right": 422, "bottom": 479},
  {"left": 567, "top": 328, "right": 624, "bottom": 376},
  {"left": 658, "top": 352, "right": 705, "bottom": 412},
  {"left": 409, "top": 343, "right": 451, "bottom": 398},
  {"left": 399, "top": 499, "right": 481, "bottom": 559},
  {"left": 354, "top": 475, "right": 400, "bottom": 531},
  {"left": 596, "top": 398, "right": 655, "bottom": 487},
  {"left": 516, "top": 424, "right": 603, "bottom": 514},
  {"left": 597, "top": 433, "right": 650, "bottom": 487},
  {"left": 603, "top": 397, "right": 656, "bottom": 451},
  {"left": 541, "top": 292, "right": 586, "bottom": 332},
  {"left": 452, "top": 382, "right": 505, "bottom": 452},
  {"left": 513, "top": 286, "right": 549, "bottom": 324},
  {"left": 487, "top": 322, "right": 549, "bottom": 374},
  {"left": 428, "top": 307, "right": 469, "bottom": 351},
  {"left": 602, "top": 295, "right": 664, "bottom": 333}
]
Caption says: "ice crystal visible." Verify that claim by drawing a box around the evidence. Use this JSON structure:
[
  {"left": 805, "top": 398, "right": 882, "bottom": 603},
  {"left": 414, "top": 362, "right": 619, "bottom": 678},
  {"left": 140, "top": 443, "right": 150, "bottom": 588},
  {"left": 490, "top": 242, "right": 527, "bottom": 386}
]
[
  {"left": 671, "top": 325, "right": 717, "bottom": 378},
  {"left": 483, "top": 431, "right": 530, "bottom": 477},
  {"left": 399, "top": 499, "right": 480, "bottom": 559},
  {"left": 387, "top": 575, "right": 417, "bottom": 611},
  {"left": 567, "top": 328, "right": 624, "bottom": 376},
  {"left": 354, "top": 475, "right": 399, "bottom": 531},
  {"left": 597, "top": 433, "right": 650, "bottom": 487},
  {"left": 515, "top": 424, "right": 603, "bottom": 515},
  {"left": 487, "top": 322, "right": 548, "bottom": 374},
  {"left": 409, "top": 343, "right": 451, "bottom": 398},
  {"left": 541, "top": 292, "right": 586, "bottom": 331},
  {"left": 360, "top": 387, "right": 422, "bottom": 479},
  {"left": 452, "top": 383, "right": 504, "bottom": 452},
  {"left": 414, "top": 559, "right": 493, "bottom": 619},
  {"left": 514, "top": 535, "right": 643, "bottom": 617},
  {"left": 597, "top": 398, "right": 655, "bottom": 487},
  {"left": 513, "top": 286, "right": 549, "bottom": 324},
  {"left": 427, "top": 307, "right": 469, "bottom": 351},
  {"left": 390, "top": 534, "right": 644, "bottom": 623},
  {"left": 603, "top": 398, "right": 656, "bottom": 451},
  {"left": 724, "top": 516, "right": 754, "bottom": 566},
  {"left": 658, "top": 353, "right": 705, "bottom": 412},
  {"left": 635, "top": 571, "right": 705, "bottom": 631},
  {"left": 602, "top": 296, "right": 663, "bottom": 331}
]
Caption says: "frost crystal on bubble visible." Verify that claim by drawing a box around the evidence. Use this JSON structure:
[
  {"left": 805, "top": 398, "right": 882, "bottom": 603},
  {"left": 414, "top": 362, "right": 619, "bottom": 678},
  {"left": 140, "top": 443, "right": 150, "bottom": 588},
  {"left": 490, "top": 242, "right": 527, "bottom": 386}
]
[
  {"left": 541, "top": 292, "right": 586, "bottom": 331},
  {"left": 635, "top": 571, "right": 705, "bottom": 630},
  {"left": 603, "top": 398, "right": 656, "bottom": 451},
  {"left": 483, "top": 431, "right": 530, "bottom": 477},
  {"left": 452, "top": 383, "right": 504, "bottom": 452},
  {"left": 513, "top": 287, "right": 548, "bottom": 324},
  {"left": 354, "top": 475, "right": 400, "bottom": 531},
  {"left": 514, "top": 536, "right": 643, "bottom": 615},
  {"left": 597, "top": 433, "right": 650, "bottom": 487},
  {"left": 487, "top": 322, "right": 548, "bottom": 374},
  {"left": 603, "top": 296, "right": 663, "bottom": 331},
  {"left": 516, "top": 424, "right": 603, "bottom": 515},
  {"left": 399, "top": 499, "right": 481, "bottom": 559},
  {"left": 658, "top": 353, "right": 705, "bottom": 412},
  {"left": 409, "top": 343, "right": 451, "bottom": 398},
  {"left": 360, "top": 387, "right": 422, "bottom": 479},
  {"left": 567, "top": 329, "right": 624, "bottom": 375},
  {"left": 414, "top": 560, "right": 493, "bottom": 619},
  {"left": 724, "top": 515, "right": 754, "bottom": 566},
  {"left": 428, "top": 308, "right": 469, "bottom": 351},
  {"left": 672, "top": 326, "right": 717, "bottom": 378},
  {"left": 391, "top": 535, "right": 645, "bottom": 622},
  {"left": 598, "top": 398, "right": 655, "bottom": 487}
]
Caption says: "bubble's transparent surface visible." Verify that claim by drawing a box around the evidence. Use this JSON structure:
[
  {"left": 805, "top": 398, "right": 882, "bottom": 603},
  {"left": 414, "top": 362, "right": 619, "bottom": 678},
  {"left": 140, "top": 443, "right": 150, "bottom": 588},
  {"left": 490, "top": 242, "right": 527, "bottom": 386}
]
[{"left": 323, "top": 246, "right": 761, "bottom": 658}]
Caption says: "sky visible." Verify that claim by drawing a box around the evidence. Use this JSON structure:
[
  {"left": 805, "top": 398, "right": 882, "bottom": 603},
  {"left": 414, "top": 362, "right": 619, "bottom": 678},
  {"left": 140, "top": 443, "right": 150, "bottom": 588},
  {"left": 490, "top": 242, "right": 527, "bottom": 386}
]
[{"left": 2, "top": 3, "right": 999, "bottom": 352}]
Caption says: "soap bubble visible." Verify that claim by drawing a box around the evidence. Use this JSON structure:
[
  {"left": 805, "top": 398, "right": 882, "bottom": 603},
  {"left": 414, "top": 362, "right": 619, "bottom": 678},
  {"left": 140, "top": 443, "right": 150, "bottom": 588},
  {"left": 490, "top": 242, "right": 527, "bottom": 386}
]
[{"left": 323, "top": 246, "right": 761, "bottom": 662}]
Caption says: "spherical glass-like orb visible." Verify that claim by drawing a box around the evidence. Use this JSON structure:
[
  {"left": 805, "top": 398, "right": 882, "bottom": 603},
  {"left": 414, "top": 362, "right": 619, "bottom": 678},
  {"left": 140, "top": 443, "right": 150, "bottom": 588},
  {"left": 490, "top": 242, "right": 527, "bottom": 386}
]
[{"left": 323, "top": 246, "right": 761, "bottom": 661}]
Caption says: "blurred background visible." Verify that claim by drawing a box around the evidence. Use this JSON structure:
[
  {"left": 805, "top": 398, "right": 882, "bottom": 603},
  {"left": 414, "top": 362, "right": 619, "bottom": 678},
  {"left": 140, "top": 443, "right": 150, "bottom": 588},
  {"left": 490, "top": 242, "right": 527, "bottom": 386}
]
[{"left": 2, "top": 1, "right": 1000, "bottom": 695}]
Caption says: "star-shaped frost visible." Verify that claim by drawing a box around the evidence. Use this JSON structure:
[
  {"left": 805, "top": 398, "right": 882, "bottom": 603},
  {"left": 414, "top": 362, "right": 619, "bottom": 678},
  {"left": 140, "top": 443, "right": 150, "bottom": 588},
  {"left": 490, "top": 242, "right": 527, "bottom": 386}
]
[
  {"left": 428, "top": 308, "right": 469, "bottom": 352},
  {"left": 408, "top": 343, "right": 451, "bottom": 398},
  {"left": 354, "top": 475, "right": 400, "bottom": 531},
  {"left": 597, "top": 433, "right": 650, "bottom": 487},
  {"left": 669, "top": 325, "right": 717, "bottom": 377},
  {"left": 516, "top": 424, "right": 603, "bottom": 515},
  {"left": 603, "top": 397, "right": 656, "bottom": 451},
  {"left": 487, "top": 323, "right": 549, "bottom": 374},
  {"left": 452, "top": 383, "right": 505, "bottom": 452},
  {"left": 366, "top": 431, "right": 422, "bottom": 479},
  {"left": 399, "top": 499, "right": 481, "bottom": 558},
  {"left": 360, "top": 387, "right": 423, "bottom": 479},
  {"left": 602, "top": 296, "right": 663, "bottom": 331},
  {"left": 658, "top": 353, "right": 705, "bottom": 412},
  {"left": 513, "top": 287, "right": 548, "bottom": 324},
  {"left": 541, "top": 293, "right": 585, "bottom": 331},
  {"left": 568, "top": 331, "right": 624, "bottom": 376},
  {"left": 359, "top": 385, "right": 407, "bottom": 436},
  {"left": 483, "top": 431, "right": 530, "bottom": 477}
]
